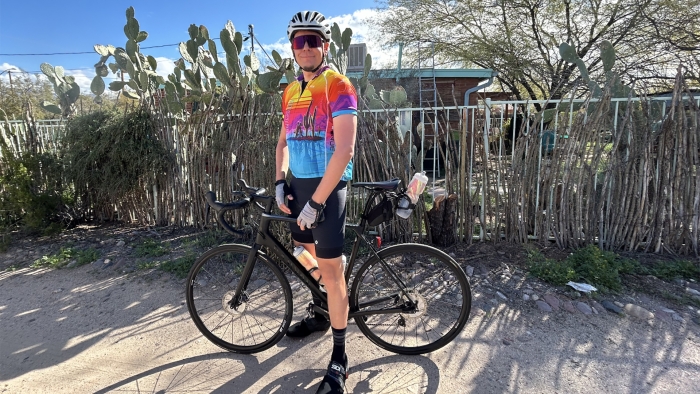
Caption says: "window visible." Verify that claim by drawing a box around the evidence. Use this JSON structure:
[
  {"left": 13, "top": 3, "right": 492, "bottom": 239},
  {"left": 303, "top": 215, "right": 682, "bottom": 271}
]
[{"left": 347, "top": 43, "right": 367, "bottom": 71}]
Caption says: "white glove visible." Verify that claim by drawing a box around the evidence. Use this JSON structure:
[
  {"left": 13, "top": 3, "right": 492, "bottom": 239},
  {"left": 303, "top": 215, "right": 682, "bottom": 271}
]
[
  {"left": 297, "top": 200, "right": 325, "bottom": 230},
  {"left": 275, "top": 180, "right": 293, "bottom": 214}
]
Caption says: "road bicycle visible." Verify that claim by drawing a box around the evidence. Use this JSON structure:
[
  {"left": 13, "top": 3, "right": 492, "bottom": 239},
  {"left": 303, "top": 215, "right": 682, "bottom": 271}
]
[{"left": 185, "top": 179, "right": 471, "bottom": 355}]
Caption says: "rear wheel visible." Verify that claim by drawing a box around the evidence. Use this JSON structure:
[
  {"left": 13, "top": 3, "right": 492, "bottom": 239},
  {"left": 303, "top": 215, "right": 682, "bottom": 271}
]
[
  {"left": 185, "top": 244, "right": 292, "bottom": 353},
  {"left": 350, "top": 244, "right": 471, "bottom": 355}
]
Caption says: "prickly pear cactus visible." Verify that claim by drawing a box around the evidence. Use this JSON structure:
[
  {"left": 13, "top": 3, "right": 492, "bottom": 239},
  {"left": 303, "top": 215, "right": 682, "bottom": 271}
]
[
  {"left": 91, "top": 7, "right": 159, "bottom": 104},
  {"left": 254, "top": 49, "right": 296, "bottom": 94},
  {"left": 328, "top": 23, "right": 353, "bottom": 75},
  {"left": 558, "top": 40, "right": 633, "bottom": 99},
  {"left": 89, "top": 6, "right": 297, "bottom": 116},
  {"left": 39, "top": 63, "right": 80, "bottom": 118}
]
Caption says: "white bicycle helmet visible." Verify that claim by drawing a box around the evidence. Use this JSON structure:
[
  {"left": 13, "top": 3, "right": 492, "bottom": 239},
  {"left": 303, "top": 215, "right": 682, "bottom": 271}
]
[{"left": 287, "top": 11, "right": 332, "bottom": 41}]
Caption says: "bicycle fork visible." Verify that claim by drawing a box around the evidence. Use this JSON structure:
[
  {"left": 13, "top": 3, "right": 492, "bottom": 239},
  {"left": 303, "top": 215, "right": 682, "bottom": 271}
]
[{"left": 227, "top": 245, "right": 262, "bottom": 311}]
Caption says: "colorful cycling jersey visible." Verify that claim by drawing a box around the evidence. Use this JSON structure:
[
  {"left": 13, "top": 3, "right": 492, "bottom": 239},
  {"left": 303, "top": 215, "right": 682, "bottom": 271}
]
[{"left": 282, "top": 65, "right": 358, "bottom": 180}]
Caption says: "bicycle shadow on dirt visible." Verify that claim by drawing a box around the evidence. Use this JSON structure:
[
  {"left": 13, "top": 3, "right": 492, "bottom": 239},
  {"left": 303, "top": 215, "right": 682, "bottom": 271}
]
[
  {"left": 255, "top": 354, "right": 440, "bottom": 393},
  {"left": 94, "top": 347, "right": 440, "bottom": 393}
]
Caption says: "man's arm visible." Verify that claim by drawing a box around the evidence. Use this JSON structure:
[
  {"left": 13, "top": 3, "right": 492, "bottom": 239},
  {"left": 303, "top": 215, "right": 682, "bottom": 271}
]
[
  {"left": 311, "top": 113, "right": 356, "bottom": 204},
  {"left": 275, "top": 123, "right": 292, "bottom": 214},
  {"left": 275, "top": 123, "right": 289, "bottom": 181}
]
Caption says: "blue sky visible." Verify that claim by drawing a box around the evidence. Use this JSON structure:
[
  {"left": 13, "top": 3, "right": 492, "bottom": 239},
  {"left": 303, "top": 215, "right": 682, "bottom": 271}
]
[{"left": 0, "top": 1, "right": 394, "bottom": 93}]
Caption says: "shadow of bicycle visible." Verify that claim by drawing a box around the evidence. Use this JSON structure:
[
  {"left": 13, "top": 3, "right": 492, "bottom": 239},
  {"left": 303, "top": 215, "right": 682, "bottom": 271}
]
[
  {"left": 256, "top": 355, "right": 440, "bottom": 393},
  {"left": 95, "top": 352, "right": 440, "bottom": 393}
]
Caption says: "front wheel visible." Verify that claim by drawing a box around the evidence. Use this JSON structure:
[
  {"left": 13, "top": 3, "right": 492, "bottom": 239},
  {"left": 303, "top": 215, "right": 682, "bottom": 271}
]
[
  {"left": 350, "top": 244, "right": 471, "bottom": 355},
  {"left": 185, "top": 244, "right": 292, "bottom": 353}
]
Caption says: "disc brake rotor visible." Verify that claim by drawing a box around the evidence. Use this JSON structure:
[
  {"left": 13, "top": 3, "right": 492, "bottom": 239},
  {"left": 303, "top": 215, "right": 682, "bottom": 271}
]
[
  {"left": 222, "top": 290, "right": 246, "bottom": 315},
  {"left": 403, "top": 291, "right": 428, "bottom": 319}
]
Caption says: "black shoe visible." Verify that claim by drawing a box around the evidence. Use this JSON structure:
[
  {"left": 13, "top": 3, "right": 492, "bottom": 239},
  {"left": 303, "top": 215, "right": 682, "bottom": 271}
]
[
  {"left": 315, "top": 355, "right": 348, "bottom": 394},
  {"left": 286, "top": 316, "right": 331, "bottom": 338}
]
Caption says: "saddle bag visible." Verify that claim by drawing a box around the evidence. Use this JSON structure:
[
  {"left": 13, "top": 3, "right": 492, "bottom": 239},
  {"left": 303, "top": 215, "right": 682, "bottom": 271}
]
[{"left": 364, "top": 195, "right": 395, "bottom": 227}]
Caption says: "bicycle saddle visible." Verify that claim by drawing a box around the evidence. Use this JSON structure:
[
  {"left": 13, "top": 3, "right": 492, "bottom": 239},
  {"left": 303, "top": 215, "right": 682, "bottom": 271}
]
[{"left": 351, "top": 178, "right": 401, "bottom": 191}]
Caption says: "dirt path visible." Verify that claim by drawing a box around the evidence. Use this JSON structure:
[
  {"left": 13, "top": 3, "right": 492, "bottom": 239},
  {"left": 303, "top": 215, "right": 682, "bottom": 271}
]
[{"left": 1, "top": 255, "right": 699, "bottom": 393}]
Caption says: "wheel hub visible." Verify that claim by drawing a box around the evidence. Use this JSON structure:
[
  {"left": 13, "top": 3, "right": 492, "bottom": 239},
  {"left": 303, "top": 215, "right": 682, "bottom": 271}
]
[
  {"left": 222, "top": 290, "right": 246, "bottom": 315},
  {"left": 403, "top": 291, "right": 428, "bottom": 319}
]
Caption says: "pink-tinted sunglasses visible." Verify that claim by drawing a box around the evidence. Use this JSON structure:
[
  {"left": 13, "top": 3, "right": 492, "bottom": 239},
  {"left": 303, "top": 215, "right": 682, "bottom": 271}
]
[{"left": 291, "top": 35, "right": 324, "bottom": 50}]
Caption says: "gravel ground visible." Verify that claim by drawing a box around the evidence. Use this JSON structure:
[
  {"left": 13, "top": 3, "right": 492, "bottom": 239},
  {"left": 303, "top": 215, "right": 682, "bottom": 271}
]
[{"left": 1, "top": 225, "right": 699, "bottom": 393}]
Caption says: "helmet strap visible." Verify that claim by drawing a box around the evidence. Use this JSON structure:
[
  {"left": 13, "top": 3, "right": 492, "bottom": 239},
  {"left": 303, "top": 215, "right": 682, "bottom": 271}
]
[{"left": 293, "top": 51, "right": 327, "bottom": 74}]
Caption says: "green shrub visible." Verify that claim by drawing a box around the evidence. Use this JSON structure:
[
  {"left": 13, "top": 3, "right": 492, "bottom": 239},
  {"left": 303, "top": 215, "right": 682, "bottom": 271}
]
[
  {"left": 134, "top": 238, "right": 170, "bottom": 257},
  {"left": 649, "top": 260, "right": 700, "bottom": 281},
  {"left": 30, "top": 246, "right": 99, "bottom": 269},
  {"left": 527, "top": 248, "right": 577, "bottom": 285},
  {"left": 137, "top": 260, "right": 159, "bottom": 270},
  {"left": 75, "top": 248, "right": 100, "bottom": 266},
  {"left": 0, "top": 147, "right": 71, "bottom": 234},
  {"left": 62, "top": 108, "right": 172, "bottom": 217},
  {"left": 567, "top": 245, "right": 624, "bottom": 291},
  {"left": 527, "top": 245, "right": 640, "bottom": 291},
  {"left": 160, "top": 251, "right": 196, "bottom": 278},
  {"left": 195, "top": 230, "right": 228, "bottom": 249}
]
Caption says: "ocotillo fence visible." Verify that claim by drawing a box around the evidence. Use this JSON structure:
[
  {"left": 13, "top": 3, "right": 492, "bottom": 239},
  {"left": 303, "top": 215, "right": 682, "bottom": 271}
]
[{"left": 1, "top": 73, "right": 698, "bottom": 254}]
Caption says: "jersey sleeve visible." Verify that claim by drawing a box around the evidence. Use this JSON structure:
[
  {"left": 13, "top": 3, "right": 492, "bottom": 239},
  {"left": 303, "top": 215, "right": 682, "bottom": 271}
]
[{"left": 328, "top": 75, "right": 358, "bottom": 118}]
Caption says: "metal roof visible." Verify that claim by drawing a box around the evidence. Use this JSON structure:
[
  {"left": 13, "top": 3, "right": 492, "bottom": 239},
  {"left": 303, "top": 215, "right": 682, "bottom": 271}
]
[
  {"left": 345, "top": 68, "right": 495, "bottom": 79},
  {"left": 282, "top": 68, "right": 495, "bottom": 84}
]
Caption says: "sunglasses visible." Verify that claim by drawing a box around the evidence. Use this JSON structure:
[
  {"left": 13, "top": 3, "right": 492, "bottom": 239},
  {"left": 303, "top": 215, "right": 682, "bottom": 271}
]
[{"left": 291, "top": 35, "right": 324, "bottom": 50}]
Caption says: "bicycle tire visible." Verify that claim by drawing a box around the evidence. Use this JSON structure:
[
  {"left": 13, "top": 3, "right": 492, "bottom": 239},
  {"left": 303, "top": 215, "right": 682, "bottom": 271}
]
[
  {"left": 350, "top": 244, "right": 471, "bottom": 355},
  {"left": 185, "top": 244, "right": 293, "bottom": 353}
]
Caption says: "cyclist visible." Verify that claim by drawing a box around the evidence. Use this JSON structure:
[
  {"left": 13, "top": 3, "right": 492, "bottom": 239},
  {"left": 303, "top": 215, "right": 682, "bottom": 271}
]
[{"left": 275, "top": 10, "right": 357, "bottom": 394}]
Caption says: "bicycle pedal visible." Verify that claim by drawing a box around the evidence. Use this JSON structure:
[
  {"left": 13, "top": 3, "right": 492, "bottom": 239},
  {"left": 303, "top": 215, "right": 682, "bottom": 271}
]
[{"left": 306, "top": 302, "right": 316, "bottom": 317}]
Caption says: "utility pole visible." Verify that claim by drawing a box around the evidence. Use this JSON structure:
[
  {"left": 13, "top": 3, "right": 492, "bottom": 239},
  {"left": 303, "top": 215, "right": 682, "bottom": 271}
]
[
  {"left": 248, "top": 25, "right": 255, "bottom": 54},
  {"left": 8, "top": 70, "right": 14, "bottom": 95},
  {"left": 1, "top": 68, "right": 18, "bottom": 94}
]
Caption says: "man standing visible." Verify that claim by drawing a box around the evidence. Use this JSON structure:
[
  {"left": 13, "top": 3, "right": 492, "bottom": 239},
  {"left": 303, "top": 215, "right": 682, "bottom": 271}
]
[{"left": 275, "top": 10, "right": 357, "bottom": 394}]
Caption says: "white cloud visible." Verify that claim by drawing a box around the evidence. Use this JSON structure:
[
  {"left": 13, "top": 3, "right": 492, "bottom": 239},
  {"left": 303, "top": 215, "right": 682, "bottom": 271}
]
[
  {"left": 154, "top": 57, "right": 176, "bottom": 79},
  {"left": 0, "top": 63, "right": 25, "bottom": 82},
  {"left": 64, "top": 68, "right": 96, "bottom": 95},
  {"left": 0, "top": 62, "right": 17, "bottom": 72}
]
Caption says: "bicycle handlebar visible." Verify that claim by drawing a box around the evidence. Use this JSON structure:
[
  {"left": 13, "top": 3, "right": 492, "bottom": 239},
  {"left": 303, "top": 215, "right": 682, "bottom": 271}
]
[{"left": 204, "top": 179, "right": 276, "bottom": 236}]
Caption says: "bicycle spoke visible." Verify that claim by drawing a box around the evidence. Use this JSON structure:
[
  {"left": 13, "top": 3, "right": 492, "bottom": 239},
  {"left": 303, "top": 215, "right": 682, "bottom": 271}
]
[
  {"left": 186, "top": 245, "right": 292, "bottom": 353},
  {"left": 351, "top": 244, "right": 471, "bottom": 354}
]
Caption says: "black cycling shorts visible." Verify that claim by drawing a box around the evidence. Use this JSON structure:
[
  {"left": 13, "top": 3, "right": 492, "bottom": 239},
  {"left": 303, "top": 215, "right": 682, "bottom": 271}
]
[{"left": 288, "top": 176, "right": 347, "bottom": 259}]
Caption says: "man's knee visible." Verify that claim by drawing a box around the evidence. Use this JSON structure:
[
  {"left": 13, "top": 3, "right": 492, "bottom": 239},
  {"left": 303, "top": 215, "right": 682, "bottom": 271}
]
[{"left": 317, "top": 257, "right": 344, "bottom": 281}]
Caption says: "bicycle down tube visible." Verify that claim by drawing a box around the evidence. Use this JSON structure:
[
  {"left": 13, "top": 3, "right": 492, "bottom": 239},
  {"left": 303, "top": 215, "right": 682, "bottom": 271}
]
[{"left": 229, "top": 212, "right": 329, "bottom": 316}]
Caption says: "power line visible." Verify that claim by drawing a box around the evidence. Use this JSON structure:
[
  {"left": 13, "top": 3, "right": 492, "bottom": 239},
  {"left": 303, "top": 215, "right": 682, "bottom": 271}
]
[
  {"left": 0, "top": 42, "right": 182, "bottom": 56},
  {"left": 0, "top": 35, "right": 273, "bottom": 58}
]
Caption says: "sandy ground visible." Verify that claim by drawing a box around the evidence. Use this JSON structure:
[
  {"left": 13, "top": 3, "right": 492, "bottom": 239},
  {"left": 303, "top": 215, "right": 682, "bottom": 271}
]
[{"left": 1, "top": 260, "right": 699, "bottom": 394}]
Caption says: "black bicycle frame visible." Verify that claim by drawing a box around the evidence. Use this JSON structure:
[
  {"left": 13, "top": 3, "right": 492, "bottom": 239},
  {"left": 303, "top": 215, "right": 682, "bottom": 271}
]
[{"left": 227, "top": 190, "right": 417, "bottom": 319}]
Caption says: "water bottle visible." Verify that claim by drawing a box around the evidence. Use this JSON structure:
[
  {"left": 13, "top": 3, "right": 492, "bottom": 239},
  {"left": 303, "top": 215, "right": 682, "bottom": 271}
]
[
  {"left": 293, "top": 246, "right": 324, "bottom": 288},
  {"left": 396, "top": 172, "right": 429, "bottom": 219}
]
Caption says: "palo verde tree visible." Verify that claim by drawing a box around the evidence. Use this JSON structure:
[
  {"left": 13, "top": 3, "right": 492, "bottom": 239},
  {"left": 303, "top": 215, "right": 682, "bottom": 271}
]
[{"left": 373, "top": 0, "right": 700, "bottom": 107}]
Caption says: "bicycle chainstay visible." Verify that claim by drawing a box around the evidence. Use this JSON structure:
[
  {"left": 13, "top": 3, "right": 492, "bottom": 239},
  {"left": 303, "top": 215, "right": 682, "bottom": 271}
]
[{"left": 354, "top": 289, "right": 421, "bottom": 327}]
